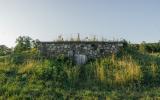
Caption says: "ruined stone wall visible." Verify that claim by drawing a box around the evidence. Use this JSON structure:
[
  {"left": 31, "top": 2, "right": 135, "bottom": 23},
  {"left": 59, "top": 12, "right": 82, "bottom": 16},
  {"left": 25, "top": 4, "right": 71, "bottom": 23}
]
[{"left": 38, "top": 41, "right": 124, "bottom": 63}]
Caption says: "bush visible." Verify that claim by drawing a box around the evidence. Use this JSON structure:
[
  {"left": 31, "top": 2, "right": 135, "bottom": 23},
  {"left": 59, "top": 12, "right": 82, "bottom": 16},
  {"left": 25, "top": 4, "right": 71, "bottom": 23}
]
[
  {"left": 11, "top": 53, "right": 26, "bottom": 64},
  {"left": 35, "top": 60, "right": 68, "bottom": 87},
  {"left": 10, "top": 48, "right": 40, "bottom": 65}
]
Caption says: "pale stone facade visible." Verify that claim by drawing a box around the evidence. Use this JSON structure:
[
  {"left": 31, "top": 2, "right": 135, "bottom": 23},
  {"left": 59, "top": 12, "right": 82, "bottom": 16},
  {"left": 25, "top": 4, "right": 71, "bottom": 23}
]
[{"left": 38, "top": 41, "right": 124, "bottom": 64}]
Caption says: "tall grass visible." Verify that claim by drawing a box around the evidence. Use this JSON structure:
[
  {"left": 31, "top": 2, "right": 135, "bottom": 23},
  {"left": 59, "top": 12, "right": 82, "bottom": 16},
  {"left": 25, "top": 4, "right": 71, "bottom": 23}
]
[
  {"left": 1, "top": 46, "right": 160, "bottom": 99},
  {"left": 89, "top": 54, "right": 142, "bottom": 87}
]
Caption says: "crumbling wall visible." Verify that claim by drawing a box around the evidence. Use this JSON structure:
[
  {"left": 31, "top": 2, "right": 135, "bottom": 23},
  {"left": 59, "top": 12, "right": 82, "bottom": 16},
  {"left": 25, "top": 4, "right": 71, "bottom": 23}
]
[{"left": 38, "top": 41, "right": 124, "bottom": 64}]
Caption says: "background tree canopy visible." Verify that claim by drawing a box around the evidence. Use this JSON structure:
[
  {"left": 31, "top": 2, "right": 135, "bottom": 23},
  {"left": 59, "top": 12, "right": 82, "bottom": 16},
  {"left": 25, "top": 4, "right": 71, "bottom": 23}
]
[
  {"left": 14, "top": 36, "right": 39, "bottom": 53},
  {"left": 0, "top": 45, "right": 11, "bottom": 56}
]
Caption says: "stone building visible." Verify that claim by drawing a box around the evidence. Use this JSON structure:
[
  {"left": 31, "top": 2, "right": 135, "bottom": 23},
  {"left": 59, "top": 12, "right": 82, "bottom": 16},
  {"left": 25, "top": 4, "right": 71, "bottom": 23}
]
[{"left": 38, "top": 41, "right": 124, "bottom": 64}]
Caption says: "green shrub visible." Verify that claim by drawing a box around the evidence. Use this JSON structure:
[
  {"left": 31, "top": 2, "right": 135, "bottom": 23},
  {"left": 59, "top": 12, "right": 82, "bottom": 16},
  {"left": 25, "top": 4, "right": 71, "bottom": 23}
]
[
  {"left": 35, "top": 60, "right": 68, "bottom": 87},
  {"left": 11, "top": 53, "right": 26, "bottom": 64}
]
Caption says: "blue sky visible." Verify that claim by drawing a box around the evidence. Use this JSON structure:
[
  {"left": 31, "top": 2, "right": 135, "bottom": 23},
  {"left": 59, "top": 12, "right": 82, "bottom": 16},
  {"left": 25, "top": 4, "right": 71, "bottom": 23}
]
[{"left": 0, "top": 0, "right": 160, "bottom": 47}]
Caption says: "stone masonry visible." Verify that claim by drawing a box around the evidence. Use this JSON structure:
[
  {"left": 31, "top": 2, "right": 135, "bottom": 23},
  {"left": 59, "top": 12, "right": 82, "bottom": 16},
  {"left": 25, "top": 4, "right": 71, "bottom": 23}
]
[{"left": 38, "top": 41, "right": 124, "bottom": 64}]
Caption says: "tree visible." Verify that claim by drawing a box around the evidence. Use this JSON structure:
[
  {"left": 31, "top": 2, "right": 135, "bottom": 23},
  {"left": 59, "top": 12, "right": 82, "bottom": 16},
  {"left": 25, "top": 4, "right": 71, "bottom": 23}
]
[
  {"left": 12, "top": 36, "right": 40, "bottom": 63},
  {"left": 14, "top": 36, "right": 32, "bottom": 52},
  {"left": 0, "top": 45, "right": 11, "bottom": 56},
  {"left": 32, "top": 39, "right": 40, "bottom": 49}
]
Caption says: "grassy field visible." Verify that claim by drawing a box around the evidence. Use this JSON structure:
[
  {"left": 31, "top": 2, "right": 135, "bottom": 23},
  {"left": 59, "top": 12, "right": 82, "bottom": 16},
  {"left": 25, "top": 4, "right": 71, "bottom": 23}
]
[{"left": 1, "top": 46, "right": 160, "bottom": 99}]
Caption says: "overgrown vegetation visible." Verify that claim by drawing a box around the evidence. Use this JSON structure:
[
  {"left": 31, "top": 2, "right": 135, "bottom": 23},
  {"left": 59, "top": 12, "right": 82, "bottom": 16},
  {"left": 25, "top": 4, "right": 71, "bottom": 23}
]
[
  {"left": 1, "top": 36, "right": 160, "bottom": 99},
  {"left": 0, "top": 45, "right": 11, "bottom": 56}
]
